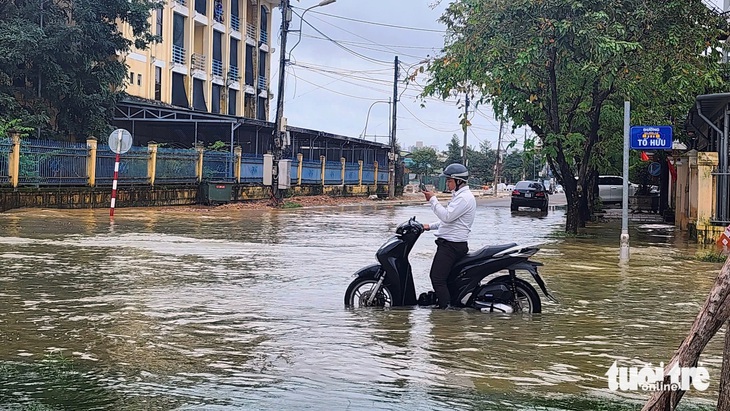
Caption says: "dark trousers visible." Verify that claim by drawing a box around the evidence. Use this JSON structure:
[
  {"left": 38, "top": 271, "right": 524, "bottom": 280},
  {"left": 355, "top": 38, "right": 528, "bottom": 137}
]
[{"left": 429, "top": 238, "right": 468, "bottom": 308}]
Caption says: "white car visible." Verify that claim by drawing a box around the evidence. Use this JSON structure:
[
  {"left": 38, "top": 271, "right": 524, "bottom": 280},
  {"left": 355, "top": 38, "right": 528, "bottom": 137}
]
[{"left": 598, "top": 175, "right": 637, "bottom": 203}]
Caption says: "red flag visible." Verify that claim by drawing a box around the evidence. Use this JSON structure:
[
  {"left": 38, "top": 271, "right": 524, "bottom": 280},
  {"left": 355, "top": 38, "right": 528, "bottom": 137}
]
[
  {"left": 667, "top": 158, "right": 677, "bottom": 181},
  {"left": 640, "top": 151, "right": 650, "bottom": 161}
]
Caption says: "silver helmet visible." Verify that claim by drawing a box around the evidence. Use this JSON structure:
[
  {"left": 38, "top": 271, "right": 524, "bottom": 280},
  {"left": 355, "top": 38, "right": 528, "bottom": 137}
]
[{"left": 440, "top": 163, "right": 469, "bottom": 182}]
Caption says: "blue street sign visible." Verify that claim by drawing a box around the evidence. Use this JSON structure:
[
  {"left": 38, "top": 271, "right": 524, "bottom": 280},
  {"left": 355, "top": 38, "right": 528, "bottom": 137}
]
[{"left": 630, "top": 126, "right": 673, "bottom": 150}]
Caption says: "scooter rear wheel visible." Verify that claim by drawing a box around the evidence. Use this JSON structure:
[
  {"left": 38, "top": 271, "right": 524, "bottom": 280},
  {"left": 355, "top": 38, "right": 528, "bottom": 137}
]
[
  {"left": 344, "top": 278, "right": 393, "bottom": 308},
  {"left": 489, "top": 277, "right": 542, "bottom": 313}
]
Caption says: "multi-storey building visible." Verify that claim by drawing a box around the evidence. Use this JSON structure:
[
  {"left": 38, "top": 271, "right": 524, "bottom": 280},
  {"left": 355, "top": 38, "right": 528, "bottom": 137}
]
[{"left": 120, "top": 0, "right": 277, "bottom": 121}]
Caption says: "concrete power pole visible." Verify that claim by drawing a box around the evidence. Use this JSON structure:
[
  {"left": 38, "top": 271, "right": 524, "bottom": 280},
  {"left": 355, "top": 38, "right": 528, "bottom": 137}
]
[
  {"left": 493, "top": 116, "right": 504, "bottom": 197},
  {"left": 389, "top": 56, "right": 399, "bottom": 199},
  {"left": 272, "top": 0, "right": 291, "bottom": 204},
  {"left": 462, "top": 93, "right": 469, "bottom": 166}
]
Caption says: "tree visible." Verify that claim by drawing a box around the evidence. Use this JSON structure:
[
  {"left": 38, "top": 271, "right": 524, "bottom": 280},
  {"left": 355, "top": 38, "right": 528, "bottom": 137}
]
[
  {"left": 443, "top": 135, "right": 463, "bottom": 166},
  {"left": 422, "top": 0, "right": 726, "bottom": 233},
  {"left": 0, "top": 0, "right": 157, "bottom": 141},
  {"left": 408, "top": 147, "right": 439, "bottom": 178}
]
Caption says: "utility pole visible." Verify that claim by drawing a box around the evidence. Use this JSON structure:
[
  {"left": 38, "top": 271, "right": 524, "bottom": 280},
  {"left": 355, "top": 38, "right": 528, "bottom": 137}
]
[
  {"left": 462, "top": 92, "right": 469, "bottom": 166},
  {"left": 272, "top": 0, "right": 292, "bottom": 204},
  {"left": 389, "top": 56, "right": 399, "bottom": 199},
  {"left": 493, "top": 116, "right": 504, "bottom": 197},
  {"left": 521, "top": 129, "right": 527, "bottom": 181}
]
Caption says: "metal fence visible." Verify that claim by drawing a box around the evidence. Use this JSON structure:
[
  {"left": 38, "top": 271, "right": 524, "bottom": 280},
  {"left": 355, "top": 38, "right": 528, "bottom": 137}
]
[
  {"left": 203, "top": 151, "right": 233, "bottom": 181},
  {"left": 18, "top": 139, "right": 87, "bottom": 186},
  {"left": 300, "top": 161, "right": 321, "bottom": 184},
  {"left": 0, "top": 138, "right": 9, "bottom": 185},
  {"left": 156, "top": 148, "right": 198, "bottom": 184},
  {"left": 324, "top": 161, "right": 342, "bottom": 185},
  {"left": 96, "top": 146, "right": 149, "bottom": 185},
  {"left": 0, "top": 139, "right": 387, "bottom": 188}
]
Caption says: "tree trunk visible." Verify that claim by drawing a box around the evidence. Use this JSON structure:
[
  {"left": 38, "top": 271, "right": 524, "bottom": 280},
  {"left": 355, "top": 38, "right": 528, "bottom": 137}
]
[
  {"left": 565, "top": 190, "right": 579, "bottom": 234},
  {"left": 718, "top": 321, "right": 730, "bottom": 410},
  {"left": 643, "top": 256, "right": 730, "bottom": 411}
]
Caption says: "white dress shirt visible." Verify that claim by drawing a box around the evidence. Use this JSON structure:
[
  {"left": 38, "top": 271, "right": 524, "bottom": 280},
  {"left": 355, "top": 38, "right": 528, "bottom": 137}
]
[{"left": 428, "top": 185, "right": 476, "bottom": 242}]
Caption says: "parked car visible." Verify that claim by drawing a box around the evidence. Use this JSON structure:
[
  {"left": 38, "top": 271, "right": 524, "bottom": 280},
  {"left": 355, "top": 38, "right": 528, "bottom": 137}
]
[
  {"left": 511, "top": 180, "right": 549, "bottom": 212},
  {"left": 598, "top": 175, "right": 638, "bottom": 203}
]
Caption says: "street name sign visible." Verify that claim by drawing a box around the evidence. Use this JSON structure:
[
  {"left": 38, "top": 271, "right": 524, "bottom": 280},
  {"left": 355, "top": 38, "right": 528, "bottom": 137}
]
[{"left": 630, "top": 126, "right": 673, "bottom": 150}]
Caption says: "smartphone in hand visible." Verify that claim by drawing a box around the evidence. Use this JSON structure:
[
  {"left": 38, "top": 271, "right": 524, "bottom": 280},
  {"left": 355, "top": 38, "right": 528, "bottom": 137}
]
[{"left": 419, "top": 182, "right": 427, "bottom": 192}]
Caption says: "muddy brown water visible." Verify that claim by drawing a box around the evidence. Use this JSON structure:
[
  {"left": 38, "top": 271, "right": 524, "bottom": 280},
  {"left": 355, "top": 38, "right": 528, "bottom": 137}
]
[{"left": 0, "top": 203, "right": 723, "bottom": 410}]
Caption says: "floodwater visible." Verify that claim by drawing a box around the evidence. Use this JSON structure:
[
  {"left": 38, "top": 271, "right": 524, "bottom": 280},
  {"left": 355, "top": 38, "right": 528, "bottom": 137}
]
[{"left": 0, "top": 201, "right": 724, "bottom": 410}]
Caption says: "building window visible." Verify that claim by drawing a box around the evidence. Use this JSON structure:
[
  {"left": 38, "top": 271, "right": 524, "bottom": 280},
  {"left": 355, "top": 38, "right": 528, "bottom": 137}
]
[
  {"left": 137, "top": 74, "right": 142, "bottom": 86},
  {"left": 228, "top": 89, "right": 237, "bottom": 115},
  {"left": 154, "top": 67, "right": 162, "bottom": 101},
  {"left": 212, "top": 84, "right": 221, "bottom": 114},
  {"left": 156, "top": 7, "right": 163, "bottom": 37},
  {"left": 245, "top": 44, "right": 254, "bottom": 85},
  {"left": 214, "top": 0, "right": 224, "bottom": 23},
  {"left": 257, "top": 96, "right": 266, "bottom": 121}
]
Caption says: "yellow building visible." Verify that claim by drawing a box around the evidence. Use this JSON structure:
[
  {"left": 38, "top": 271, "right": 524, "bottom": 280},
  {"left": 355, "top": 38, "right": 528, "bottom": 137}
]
[{"left": 120, "top": 0, "right": 277, "bottom": 120}]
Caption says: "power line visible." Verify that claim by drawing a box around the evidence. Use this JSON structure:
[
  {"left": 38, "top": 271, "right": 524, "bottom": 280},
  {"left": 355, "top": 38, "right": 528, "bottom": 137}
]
[
  {"left": 299, "top": 7, "right": 447, "bottom": 33},
  {"left": 299, "top": 33, "right": 442, "bottom": 50},
  {"left": 295, "top": 11, "right": 394, "bottom": 66}
]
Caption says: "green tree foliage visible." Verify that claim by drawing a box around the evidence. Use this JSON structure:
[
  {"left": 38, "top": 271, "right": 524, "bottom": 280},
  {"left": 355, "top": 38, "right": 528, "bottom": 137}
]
[
  {"left": 408, "top": 146, "right": 439, "bottom": 177},
  {"left": 423, "top": 0, "right": 726, "bottom": 232},
  {"left": 0, "top": 0, "right": 157, "bottom": 141}
]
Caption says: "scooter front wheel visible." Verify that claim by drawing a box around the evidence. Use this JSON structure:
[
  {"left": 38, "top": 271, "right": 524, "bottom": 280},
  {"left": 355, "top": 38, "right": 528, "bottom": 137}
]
[{"left": 344, "top": 278, "right": 393, "bottom": 308}]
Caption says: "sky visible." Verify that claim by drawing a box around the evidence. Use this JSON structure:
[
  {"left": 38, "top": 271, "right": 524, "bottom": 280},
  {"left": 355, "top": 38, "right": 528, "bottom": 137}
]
[
  {"left": 269, "top": 0, "right": 727, "bottom": 154},
  {"left": 268, "top": 0, "right": 510, "bottom": 154}
]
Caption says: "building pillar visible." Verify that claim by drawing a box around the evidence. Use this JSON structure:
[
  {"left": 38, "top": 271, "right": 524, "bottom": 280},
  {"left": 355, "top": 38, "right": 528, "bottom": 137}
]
[
  {"left": 320, "top": 155, "right": 326, "bottom": 187},
  {"left": 196, "top": 143, "right": 205, "bottom": 182},
  {"left": 697, "top": 152, "right": 719, "bottom": 227},
  {"left": 358, "top": 160, "right": 363, "bottom": 186},
  {"left": 148, "top": 143, "right": 159, "bottom": 186},
  {"left": 234, "top": 146, "right": 242, "bottom": 183},
  {"left": 87, "top": 138, "right": 98, "bottom": 187},
  {"left": 297, "top": 153, "right": 303, "bottom": 186},
  {"left": 341, "top": 157, "right": 346, "bottom": 185},
  {"left": 9, "top": 131, "right": 21, "bottom": 188},
  {"left": 374, "top": 160, "right": 379, "bottom": 186}
]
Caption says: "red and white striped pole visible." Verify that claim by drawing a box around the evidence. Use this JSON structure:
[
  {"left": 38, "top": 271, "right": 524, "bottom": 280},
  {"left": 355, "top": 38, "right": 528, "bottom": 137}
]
[{"left": 110, "top": 130, "right": 122, "bottom": 217}]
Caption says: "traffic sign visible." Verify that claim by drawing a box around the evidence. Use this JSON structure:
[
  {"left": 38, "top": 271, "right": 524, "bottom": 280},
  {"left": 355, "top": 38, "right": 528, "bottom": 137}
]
[
  {"left": 630, "top": 126, "right": 672, "bottom": 150},
  {"left": 108, "top": 129, "right": 133, "bottom": 154}
]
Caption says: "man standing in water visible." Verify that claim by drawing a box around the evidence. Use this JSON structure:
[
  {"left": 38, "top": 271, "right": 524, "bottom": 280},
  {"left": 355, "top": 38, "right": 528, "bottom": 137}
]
[{"left": 421, "top": 163, "right": 476, "bottom": 309}]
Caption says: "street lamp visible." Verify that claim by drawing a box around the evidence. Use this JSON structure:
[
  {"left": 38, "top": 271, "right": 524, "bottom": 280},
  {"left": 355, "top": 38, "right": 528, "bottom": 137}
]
[
  {"left": 289, "top": 0, "right": 336, "bottom": 59},
  {"left": 360, "top": 99, "right": 391, "bottom": 141},
  {"left": 272, "top": 0, "right": 336, "bottom": 204}
]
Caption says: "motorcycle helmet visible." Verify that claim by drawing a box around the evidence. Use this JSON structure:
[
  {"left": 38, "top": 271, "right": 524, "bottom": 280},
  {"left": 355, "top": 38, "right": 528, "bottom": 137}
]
[{"left": 440, "top": 163, "right": 469, "bottom": 183}]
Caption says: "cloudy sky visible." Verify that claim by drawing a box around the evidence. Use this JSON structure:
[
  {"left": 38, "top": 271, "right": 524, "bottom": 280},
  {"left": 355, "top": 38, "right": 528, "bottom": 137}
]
[
  {"left": 270, "top": 0, "right": 727, "bottom": 153},
  {"left": 268, "top": 0, "right": 508, "bottom": 153}
]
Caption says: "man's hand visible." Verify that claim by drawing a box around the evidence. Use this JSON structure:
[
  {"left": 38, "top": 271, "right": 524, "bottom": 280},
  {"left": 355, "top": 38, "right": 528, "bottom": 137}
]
[
  {"left": 423, "top": 189, "right": 434, "bottom": 201},
  {"left": 423, "top": 223, "right": 430, "bottom": 231}
]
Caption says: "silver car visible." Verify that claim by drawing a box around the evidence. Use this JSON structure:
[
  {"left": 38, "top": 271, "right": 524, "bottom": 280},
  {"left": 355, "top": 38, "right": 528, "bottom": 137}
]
[{"left": 598, "top": 175, "right": 637, "bottom": 203}]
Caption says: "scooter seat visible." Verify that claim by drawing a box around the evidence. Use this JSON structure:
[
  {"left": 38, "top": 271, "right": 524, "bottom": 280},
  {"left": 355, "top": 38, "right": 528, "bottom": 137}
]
[{"left": 452, "top": 243, "right": 517, "bottom": 272}]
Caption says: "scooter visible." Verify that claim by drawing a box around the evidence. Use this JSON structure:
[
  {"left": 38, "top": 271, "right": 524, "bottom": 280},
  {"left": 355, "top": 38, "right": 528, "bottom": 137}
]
[{"left": 344, "top": 217, "right": 557, "bottom": 313}]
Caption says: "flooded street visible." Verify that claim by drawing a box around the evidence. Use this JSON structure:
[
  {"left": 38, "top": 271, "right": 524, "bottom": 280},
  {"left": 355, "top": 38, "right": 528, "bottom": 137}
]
[{"left": 0, "top": 202, "right": 724, "bottom": 410}]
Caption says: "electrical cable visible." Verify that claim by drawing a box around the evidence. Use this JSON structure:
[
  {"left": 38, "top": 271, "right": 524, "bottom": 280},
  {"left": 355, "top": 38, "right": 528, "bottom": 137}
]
[{"left": 296, "top": 7, "right": 447, "bottom": 34}]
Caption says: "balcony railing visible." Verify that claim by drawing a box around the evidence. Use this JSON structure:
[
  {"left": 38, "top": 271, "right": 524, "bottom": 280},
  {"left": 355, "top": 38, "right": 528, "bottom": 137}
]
[
  {"left": 258, "top": 75, "right": 267, "bottom": 91},
  {"left": 260, "top": 29, "right": 268, "bottom": 45},
  {"left": 191, "top": 53, "right": 206, "bottom": 71},
  {"left": 229, "top": 66, "right": 240, "bottom": 81},
  {"left": 246, "top": 23, "right": 256, "bottom": 40},
  {"left": 172, "top": 45, "right": 186, "bottom": 65},
  {"left": 231, "top": 14, "right": 241, "bottom": 32},
  {"left": 212, "top": 59, "right": 223, "bottom": 77}
]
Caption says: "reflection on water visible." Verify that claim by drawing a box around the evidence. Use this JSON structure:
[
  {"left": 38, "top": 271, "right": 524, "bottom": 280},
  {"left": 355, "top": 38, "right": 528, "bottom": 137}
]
[{"left": 0, "top": 204, "right": 723, "bottom": 410}]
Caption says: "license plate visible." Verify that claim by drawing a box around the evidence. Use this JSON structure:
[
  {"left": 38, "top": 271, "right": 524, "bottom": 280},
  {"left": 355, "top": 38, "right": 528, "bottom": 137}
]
[{"left": 525, "top": 193, "right": 532, "bottom": 198}]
